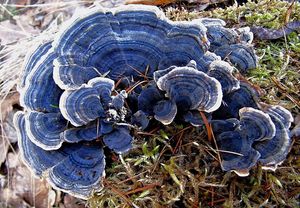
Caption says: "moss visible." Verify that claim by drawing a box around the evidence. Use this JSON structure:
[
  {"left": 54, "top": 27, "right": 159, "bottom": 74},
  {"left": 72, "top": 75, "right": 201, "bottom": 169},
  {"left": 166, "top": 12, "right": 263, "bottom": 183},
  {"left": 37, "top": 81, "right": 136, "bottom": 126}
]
[
  {"left": 88, "top": 123, "right": 300, "bottom": 207},
  {"left": 165, "top": 0, "right": 300, "bottom": 29},
  {"left": 164, "top": 7, "right": 200, "bottom": 21},
  {"left": 249, "top": 32, "right": 300, "bottom": 113},
  {"left": 206, "top": 0, "right": 300, "bottom": 28}
]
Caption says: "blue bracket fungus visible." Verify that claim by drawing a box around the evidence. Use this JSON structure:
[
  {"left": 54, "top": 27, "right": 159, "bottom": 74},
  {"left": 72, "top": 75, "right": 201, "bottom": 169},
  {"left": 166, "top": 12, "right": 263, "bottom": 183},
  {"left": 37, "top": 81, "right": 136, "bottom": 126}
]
[
  {"left": 238, "top": 107, "right": 276, "bottom": 141},
  {"left": 213, "top": 107, "right": 292, "bottom": 176},
  {"left": 213, "top": 82, "right": 259, "bottom": 119},
  {"left": 19, "top": 43, "right": 62, "bottom": 113},
  {"left": 52, "top": 4, "right": 210, "bottom": 89},
  {"left": 206, "top": 25, "right": 240, "bottom": 51},
  {"left": 214, "top": 44, "right": 258, "bottom": 74},
  {"left": 60, "top": 86, "right": 105, "bottom": 127},
  {"left": 14, "top": 4, "right": 293, "bottom": 199},
  {"left": 62, "top": 122, "right": 102, "bottom": 143},
  {"left": 131, "top": 110, "right": 149, "bottom": 130},
  {"left": 14, "top": 112, "right": 105, "bottom": 199},
  {"left": 59, "top": 77, "right": 114, "bottom": 127},
  {"left": 138, "top": 84, "right": 164, "bottom": 115},
  {"left": 103, "top": 127, "right": 133, "bottom": 154},
  {"left": 25, "top": 111, "right": 67, "bottom": 150},
  {"left": 253, "top": 114, "right": 292, "bottom": 171},
  {"left": 153, "top": 100, "right": 177, "bottom": 125},
  {"left": 203, "top": 19, "right": 257, "bottom": 73},
  {"left": 253, "top": 104, "right": 294, "bottom": 171},
  {"left": 183, "top": 111, "right": 212, "bottom": 127},
  {"left": 260, "top": 104, "right": 294, "bottom": 129},
  {"left": 216, "top": 131, "right": 261, "bottom": 177},
  {"left": 154, "top": 61, "right": 223, "bottom": 113},
  {"left": 19, "top": 41, "right": 53, "bottom": 91},
  {"left": 210, "top": 118, "right": 240, "bottom": 135},
  {"left": 207, "top": 60, "right": 240, "bottom": 94}
]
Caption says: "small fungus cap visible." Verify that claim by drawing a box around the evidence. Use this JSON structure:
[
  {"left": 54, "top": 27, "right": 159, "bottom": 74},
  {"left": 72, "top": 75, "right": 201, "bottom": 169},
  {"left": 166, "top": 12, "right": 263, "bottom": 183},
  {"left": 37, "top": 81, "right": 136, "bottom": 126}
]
[
  {"left": 47, "top": 144, "right": 105, "bottom": 199},
  {"left": 153, "top": 100, "right": 177, "bottom": 125},
  {"left": 138, "top": 84, "right": 164, "bottom": 115},
  {"left": 259, "top": 104, "right": 294, "bottom": 129},
  {"left": 154, "top": 61, "right": 223, "bottom": 113},
  {"left": 14, "top": 112, "right": 68, "bottom": 176},
  {"left": 59, "top": 87, "right": 104, "bottom": 127},
  {"left": 14, "top": 112, "right": 105, "bottom": 199},
  {"left": 207, "top": 60, "right": 240, "bottom": 94},
  {"left": 131, "top": 110, "right": 149, "bottom": 130},
  {"left": 213, "top": 82, "right": 259, "bottom": 119},
  {"left": 59, "top": 77, "right": 115, "bottom": 127},
  {"left": 238, "top": 107, "right": 276, "bottom": 141},
  {"left": 25, "top": 112, "right": 67, "bottom": 150},
  {"left": 253, "top": 114, "right": 292, "bottom": 171},
  {"left": 206, "top": 25, "right": 239, "bottom": 51},
  {"left": 19, "top": 46, "right": 62, "bottom": 113},
  {"left": 89, "top": 77, "right": 115, "bottom": 108},
  {"left": 217, "top": 131, "right": 260, "bottom": 177},
  {"left": 103, "top": 127, "right": 133, "bottom": 154},
  {"left": 19, "top": 41, "right": 53, "bottom": 91},
  {"left": 214, "top": 43, "right": 258, "bottom": 74},
  {"left": 211, "top": 118, "right": 240, "bottom": 135},
  {"left": 183, "top": 111, "right": 212, "bottom": 127},
  {"left": 196, "top": 51, "right": 221, "bottom": 73},
  {"left": 61, "top": 122, "right": 102, "bottom": 143},
  {"left": 112, "top": 90, "right": 128, "bottom": 110}
]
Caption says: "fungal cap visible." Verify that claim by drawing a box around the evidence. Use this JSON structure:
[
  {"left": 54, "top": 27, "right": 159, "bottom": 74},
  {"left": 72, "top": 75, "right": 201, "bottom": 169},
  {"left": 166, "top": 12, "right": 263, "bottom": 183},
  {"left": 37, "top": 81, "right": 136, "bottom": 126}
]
[
  {"left": 259, "top": 103, "right": 294, "bottom": 129},
  {"left": 153, "top": 100, "right": 177, "bottom": 125},
  {"left": 239, "top": 107, "right": 276, "bottom": 141},
  {"left": 207, "top": 60, "right": 240, "bottom": 94},
  {"left": 253, "top": 114, "right": 292, "bottom": 170},
  {"left": 154, "top": 62, "right": 223, "bottom": 113},
  {"left": 25, "top": 111, "right": 67, "bottom": 150},
  {"left": 183, "top": 111, "right": 212, "bottom": 127},
  {"left": 19, "top": 41, "right": 53, "bottom": 91},
  {"left": 131, "top": 110, "right": 149, "bottom": 130},
  {"left": 138, "top": 85, "right": 164, "bottom": 115},
  {"left": 217, "top": 131, "right": 260, "bottom": 177},
  {"left": 214, "top": 43, "right": 258, "bottom": 74},
  {"left": 103, "top": 127, "right": 133, "bottom": 154}
]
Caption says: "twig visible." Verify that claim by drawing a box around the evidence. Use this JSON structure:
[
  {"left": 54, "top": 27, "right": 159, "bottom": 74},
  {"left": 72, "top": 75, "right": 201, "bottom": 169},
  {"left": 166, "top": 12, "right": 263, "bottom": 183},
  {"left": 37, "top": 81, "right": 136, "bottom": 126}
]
[
  {"left": 103, "top": 179, "right": 133, "bottom": 207},
  {"left": 125, "top": 183, "right": 160, "bottom": 195}
]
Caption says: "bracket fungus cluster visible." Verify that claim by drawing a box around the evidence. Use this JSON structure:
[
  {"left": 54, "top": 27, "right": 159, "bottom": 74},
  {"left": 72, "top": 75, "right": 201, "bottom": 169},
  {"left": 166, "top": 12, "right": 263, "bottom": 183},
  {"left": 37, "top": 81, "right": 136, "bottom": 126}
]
[{"left": 15, "top": 5, "right": 295, "bottom": 199}]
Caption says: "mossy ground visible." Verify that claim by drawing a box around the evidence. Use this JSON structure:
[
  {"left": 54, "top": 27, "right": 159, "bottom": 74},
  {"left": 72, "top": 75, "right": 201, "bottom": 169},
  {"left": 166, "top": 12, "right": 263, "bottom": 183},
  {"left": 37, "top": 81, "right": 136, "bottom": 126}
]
[
  {"left": 88, "top": 125, "right": 299, "bottom": 207},
  {"left": 206, "top": 0, "right": 300, "bottom": 29}
]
